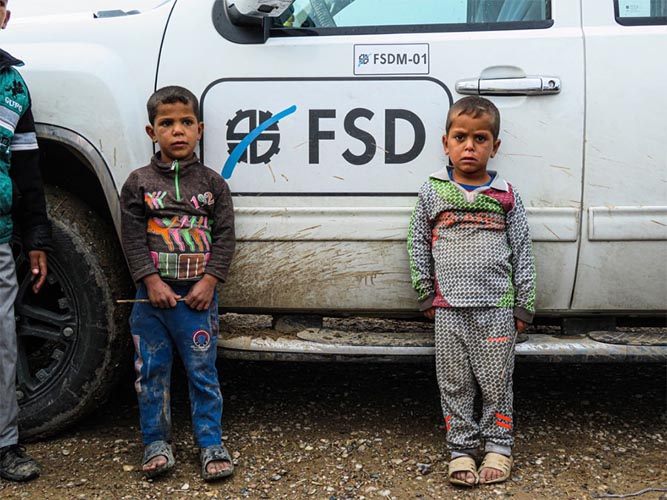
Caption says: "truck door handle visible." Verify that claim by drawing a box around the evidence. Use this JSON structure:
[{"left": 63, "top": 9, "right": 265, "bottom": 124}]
[{"left": 456, "top": 76, "right": 561, "bottom": 96}]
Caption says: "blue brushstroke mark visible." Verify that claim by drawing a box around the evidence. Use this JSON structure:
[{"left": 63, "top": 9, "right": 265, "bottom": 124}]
[{"left": 222, "top": 105, "right": 297, "bottom": 179}]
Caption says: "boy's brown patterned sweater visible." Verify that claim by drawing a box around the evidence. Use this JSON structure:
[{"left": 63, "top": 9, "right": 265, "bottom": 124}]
[{"left": 120, "top": 153, "right": 235, "bottom": 285}]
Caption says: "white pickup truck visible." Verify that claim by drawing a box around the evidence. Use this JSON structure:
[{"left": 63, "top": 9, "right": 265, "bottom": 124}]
[{"left": 3, "top": 0, "right": 666, "bottom": 437}]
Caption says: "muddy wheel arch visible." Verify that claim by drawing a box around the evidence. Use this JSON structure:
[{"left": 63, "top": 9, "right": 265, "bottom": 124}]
[{"left": 14, "top": 186, "right": 133, "bottom": 440}]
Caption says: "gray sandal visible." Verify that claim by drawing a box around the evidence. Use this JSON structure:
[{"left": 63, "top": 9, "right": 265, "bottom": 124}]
[
  {"left": 142, "top": 440, "right": 175, "bottom": 479},
  {"left": 200, "top": 444, "right": 234, "bottom": 481}
]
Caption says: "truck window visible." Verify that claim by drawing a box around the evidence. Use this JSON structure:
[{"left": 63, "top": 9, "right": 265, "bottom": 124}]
[
  {"left": 271, "top": 0, "right": 551, "bottom": 32},
  {"left": 615, "top": 0, "right": 667, "bottom": 25}
]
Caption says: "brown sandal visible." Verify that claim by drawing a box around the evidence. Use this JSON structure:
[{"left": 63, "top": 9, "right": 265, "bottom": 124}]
[
  {"left": 478, "top": 452, "right": 513, "bottom": 484},
  {"left": 448, "top": 455, "right": 479, "bottom": 487}
]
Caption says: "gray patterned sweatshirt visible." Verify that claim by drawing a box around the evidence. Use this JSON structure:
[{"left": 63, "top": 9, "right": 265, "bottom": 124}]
[{"left": 407, "top": 168, "right": 536, "bottom": 323}]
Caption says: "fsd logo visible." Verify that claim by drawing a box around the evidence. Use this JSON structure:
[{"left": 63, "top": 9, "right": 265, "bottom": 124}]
[
  {"left": 223, "top": 106, "right": 426, "bottom": 178},
  {"left": 207, "top": 77, "right": 451, "bottom": 192},
  {"left": 226, "top": 109, "right": 281, "bottom": 164}
]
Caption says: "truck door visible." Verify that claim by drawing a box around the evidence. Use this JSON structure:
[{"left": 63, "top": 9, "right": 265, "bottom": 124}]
[
  {"left": 156, "top": 0, "right": 584, "bottom": 314},
  {"left": 573, "top": 0, "right": 667, "bottom": 312}
]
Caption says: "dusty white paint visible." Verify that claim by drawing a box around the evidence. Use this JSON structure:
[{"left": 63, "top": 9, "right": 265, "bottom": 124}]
[
  {"left": 2, "top": 0, "right": 665, "bottom": 316},
  {"left": 9, "top": 0, "right": 160, "bottom": 19}
]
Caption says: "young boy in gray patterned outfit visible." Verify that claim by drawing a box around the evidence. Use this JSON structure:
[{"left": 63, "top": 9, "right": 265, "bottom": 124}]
[{"left": 408, "top": 96, "right": 535, "bottom": 487}]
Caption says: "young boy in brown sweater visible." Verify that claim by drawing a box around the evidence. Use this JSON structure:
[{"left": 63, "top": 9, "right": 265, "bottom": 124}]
[{"left": 120, "top": 85, "right": 235, "bottom": 481}]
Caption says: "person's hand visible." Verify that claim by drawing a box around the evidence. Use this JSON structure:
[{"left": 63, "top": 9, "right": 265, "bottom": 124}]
[
  {"left": 143, "top": 274, "right": 180, "bottom": 308},
  {"left": 185, "top": 274, "right": 218, "bottom": 311},
  {"left": 423, "top": 307, "right": 436, "bottom": 320},
  {"left": 28, "top": 250, "right": 48, "bottom": 293},
  {"left": 515, "top": 318, "right": 528, "bottom": 334}
]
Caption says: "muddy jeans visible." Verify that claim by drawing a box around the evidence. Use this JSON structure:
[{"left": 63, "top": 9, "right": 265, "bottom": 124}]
[
  {"left": 0, "top": 243, "right": 19, "bottom": 448},
  {"left": 130, "top": 283, "right": 222, "bottom": 448}
]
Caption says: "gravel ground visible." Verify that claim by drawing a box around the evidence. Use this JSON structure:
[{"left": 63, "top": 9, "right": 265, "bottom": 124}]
[{"left": 0, "top": 358, "right": 665, "bottom": 500}]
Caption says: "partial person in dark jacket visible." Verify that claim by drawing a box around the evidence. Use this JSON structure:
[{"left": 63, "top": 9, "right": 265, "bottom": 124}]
[
  {"left": 120, "top": 85, "right": 235, "bottom": 481},
  {"left": 0, "top": 0, "right": 52, "bottom": 483}
]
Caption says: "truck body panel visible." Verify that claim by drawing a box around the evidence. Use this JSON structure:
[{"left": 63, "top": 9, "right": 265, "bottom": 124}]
[
  {"left": 3, "top": 0, "right": 665, "bottom": 439},
  {"left": 158, "top": 0, "right": 590, "bottom": 313}
]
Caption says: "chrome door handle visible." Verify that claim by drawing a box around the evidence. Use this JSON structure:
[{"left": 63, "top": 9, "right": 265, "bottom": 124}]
[{"left": 456, "top": 76, "right": 561, "bottom": 96}]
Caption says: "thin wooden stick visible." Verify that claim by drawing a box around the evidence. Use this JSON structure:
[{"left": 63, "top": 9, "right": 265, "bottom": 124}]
[{"left": 116, "top": 298, "right": 187, "bottom": 304}]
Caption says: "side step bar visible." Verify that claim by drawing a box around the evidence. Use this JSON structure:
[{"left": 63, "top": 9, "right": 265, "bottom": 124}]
[{"left": 218, "top": 329, "right": 667, "bottom": 362}]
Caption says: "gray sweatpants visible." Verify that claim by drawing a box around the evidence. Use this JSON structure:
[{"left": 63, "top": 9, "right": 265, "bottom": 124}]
[
  {"left": 0, "top": 243, "right": 19, "bottom": 448},
  {"left": 435, "top": 307, "right": 515, "bottom": 459}
]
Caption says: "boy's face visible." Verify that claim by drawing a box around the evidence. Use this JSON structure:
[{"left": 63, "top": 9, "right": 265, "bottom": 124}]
[
  {"left": 0, "top": 0, "right": 11, "bottom": 30},
  {"left": 442, "top": 112, "right": 500, "bottom": 181},
  {"left": 145, "top": 101, "right": 203, "bottom": 163}
]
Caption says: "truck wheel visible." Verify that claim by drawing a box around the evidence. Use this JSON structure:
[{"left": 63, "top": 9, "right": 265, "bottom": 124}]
[{"left": 14, "top": 186, "right": 133, "bottom": 440}]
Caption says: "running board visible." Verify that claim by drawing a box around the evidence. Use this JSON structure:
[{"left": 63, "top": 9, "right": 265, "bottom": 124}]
[{"left": 218, "top": 329, "right": 667, "bottom": 362}]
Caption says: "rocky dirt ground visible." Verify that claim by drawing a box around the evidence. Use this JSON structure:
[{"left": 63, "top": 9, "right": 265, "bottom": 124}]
[{"left": 0, "top": 352, "right": 665, "bottom": 500}]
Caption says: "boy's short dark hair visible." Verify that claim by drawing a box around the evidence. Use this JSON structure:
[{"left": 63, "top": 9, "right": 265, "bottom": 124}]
[
  {"left": 446, "top": 96, "right": 501, "bottom": 140},
  {"left": 147, "top": 85, "right": 199, "bottom": 125}
]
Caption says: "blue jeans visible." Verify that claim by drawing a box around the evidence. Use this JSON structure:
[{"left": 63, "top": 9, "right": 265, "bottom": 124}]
[{"left": 130, "top": 283, "right": 222, "bottom": 448}]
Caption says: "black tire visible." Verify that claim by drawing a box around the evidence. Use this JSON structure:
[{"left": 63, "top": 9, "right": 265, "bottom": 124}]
[{"left": 14, "top": 186, "right": 133, "bottom": 440}]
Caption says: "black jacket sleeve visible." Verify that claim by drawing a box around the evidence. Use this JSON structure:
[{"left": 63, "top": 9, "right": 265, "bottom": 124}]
[{"left": 10, "top": 105, "right": 52, "bottom": 252}]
